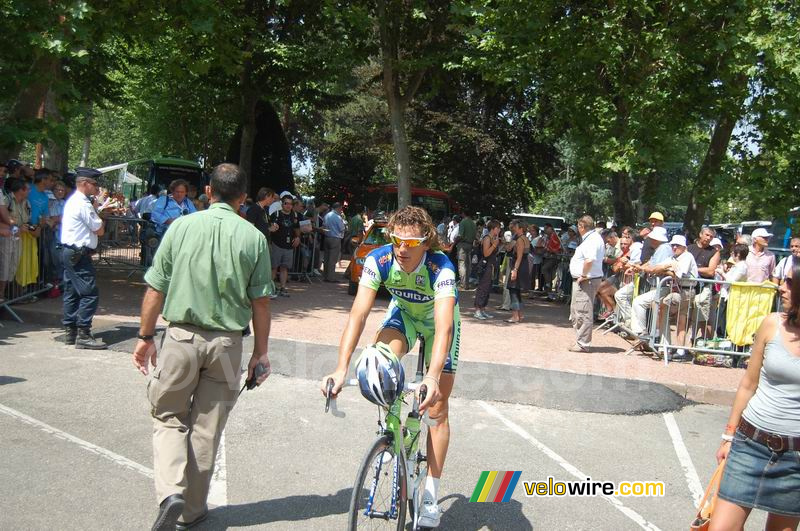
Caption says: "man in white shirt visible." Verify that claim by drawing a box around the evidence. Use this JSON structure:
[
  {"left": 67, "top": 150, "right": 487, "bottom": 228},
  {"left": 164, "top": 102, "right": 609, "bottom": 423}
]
[
  {"left": 60, "top": 168, "right": 107, "bottom": 349},
  {"left": 629, "top": 226, "right": 674, "bottom": 336},
  {"left": 658, "top": 235, "right": 698, "bottom": 358},
  {"left": 771, "top": 236, "right": 800, "bottom": 283},
  {"left": 568, "top": 215, "right": 605, "bottom": 352},
  {"left": 745, "top": 227, "right": 776, "bottom": 283},
  {"left": 135, "top": 184, "right": 160, "bottom": 219}
]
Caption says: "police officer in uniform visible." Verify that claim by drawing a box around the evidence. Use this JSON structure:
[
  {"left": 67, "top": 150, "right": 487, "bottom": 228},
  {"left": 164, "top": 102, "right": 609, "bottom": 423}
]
[{"left": 60, "top": 168, "right": 107, "bottom": 349}]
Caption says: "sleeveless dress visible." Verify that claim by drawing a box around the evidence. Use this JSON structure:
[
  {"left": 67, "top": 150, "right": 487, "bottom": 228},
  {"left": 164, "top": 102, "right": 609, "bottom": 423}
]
[{"left": 506, "top": 235, "right": 531, "bottom": 291}]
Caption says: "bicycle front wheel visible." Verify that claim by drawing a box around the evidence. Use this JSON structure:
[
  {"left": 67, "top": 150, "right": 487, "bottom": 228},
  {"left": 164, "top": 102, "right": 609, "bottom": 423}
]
[{"left": 348, "top": 435, "right": 407, "bottom": 531}]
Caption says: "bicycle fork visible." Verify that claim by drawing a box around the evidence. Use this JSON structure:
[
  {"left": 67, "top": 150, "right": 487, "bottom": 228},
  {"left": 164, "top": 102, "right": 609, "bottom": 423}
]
[{"left": 364, "top": 439, "right": 401, "bottom": 520}]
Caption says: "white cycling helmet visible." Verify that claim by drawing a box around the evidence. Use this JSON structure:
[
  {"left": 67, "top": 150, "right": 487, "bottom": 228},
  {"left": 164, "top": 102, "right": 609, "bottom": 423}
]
[{"left": 356, "top": 343, "right": 405, "bottom": 408}]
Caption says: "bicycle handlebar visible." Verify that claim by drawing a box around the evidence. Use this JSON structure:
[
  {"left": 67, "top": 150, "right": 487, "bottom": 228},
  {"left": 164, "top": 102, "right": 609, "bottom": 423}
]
[{"left": 323, "top": 378, "right": 437, "bottom": 426}]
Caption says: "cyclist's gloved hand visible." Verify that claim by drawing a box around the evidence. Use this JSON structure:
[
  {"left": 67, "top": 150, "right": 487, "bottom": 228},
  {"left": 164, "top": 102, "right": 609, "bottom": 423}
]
[
  {"left": 321, "top": 371, "right": 346, "bottom": 398},
  {"left": 419, "top": 376, "right": 441, "bottom": 413}
]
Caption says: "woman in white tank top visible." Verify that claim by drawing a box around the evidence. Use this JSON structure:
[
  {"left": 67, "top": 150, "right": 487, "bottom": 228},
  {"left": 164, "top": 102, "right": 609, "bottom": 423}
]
[{"left": 711, "top": 256, "right": 800, "bottom": 529}]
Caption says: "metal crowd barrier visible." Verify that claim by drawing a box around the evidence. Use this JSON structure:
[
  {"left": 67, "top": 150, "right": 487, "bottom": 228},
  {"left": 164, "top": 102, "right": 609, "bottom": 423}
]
[
  {"left": 604, "top": 273, "right": 779, "bottom": 367},
  {"left": 288, "top": 231, "right": 319, "bottom": 283},
  {"left": 94, "top": 216, "right": 156, "bottom": 276},
  {"left": 1, "top": 226, "right": 57, "bottom": 323}
]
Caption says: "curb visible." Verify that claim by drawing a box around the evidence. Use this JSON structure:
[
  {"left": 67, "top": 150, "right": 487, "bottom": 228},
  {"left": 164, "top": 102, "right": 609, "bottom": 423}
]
[
  {"left": 663, "top": 383, "right": 736, "bottom": 407},
  {"left": 4, "top": 301, "right": 737, "bottom": 409}
]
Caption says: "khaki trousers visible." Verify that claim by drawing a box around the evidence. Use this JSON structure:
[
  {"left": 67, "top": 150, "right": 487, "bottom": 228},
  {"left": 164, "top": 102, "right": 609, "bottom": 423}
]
[
  {"left": 570, "top": 278, "right": 601, "bottom": 347},
  {"left": 147, "top": 323, "right": 243, "bottom": 522}
]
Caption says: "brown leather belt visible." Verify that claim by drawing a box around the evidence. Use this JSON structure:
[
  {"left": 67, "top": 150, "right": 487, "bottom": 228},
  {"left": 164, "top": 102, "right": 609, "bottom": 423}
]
[{"left": 738, "top": 418, "right": 800, "bottom": 452}]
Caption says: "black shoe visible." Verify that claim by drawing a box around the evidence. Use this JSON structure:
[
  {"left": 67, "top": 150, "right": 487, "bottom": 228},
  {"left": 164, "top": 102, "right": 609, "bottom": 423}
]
[
  {"left": 151, "top": 494, "right": 185, "bottom": 531},
  {"left": 176, "top": 510, "right": 209, "bottom": 530},
  {"left": 63, "top": 326, "right": 77, "bottom": 345},
  {"left": 75, "top": 328, "right": 107, "bottom": 350}
]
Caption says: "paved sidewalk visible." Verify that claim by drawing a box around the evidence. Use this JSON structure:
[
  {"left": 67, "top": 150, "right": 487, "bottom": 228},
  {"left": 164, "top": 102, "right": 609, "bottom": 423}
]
[{"left": 2, "top": 264, "right": 744, "bottom": 405}]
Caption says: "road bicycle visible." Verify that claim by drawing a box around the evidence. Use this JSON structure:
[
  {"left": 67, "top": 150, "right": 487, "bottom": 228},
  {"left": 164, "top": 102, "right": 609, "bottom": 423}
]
[{"left": 325, "top": 336, "right": 436, "bottom": 530}]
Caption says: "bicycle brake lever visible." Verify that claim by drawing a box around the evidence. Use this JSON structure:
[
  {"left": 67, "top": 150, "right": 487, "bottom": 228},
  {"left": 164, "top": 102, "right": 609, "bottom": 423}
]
[
  {"left": 325, "top": 378, "right": 334, "bottom": 413},
  {"left": 325, "top": 378, "right": 346, "bottom": 418}
]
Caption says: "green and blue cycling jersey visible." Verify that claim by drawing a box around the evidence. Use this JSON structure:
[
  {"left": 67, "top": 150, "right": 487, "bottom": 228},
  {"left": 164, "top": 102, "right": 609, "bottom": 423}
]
[{"left": 360, "top": 244, "right": 461, "bottom": 373}]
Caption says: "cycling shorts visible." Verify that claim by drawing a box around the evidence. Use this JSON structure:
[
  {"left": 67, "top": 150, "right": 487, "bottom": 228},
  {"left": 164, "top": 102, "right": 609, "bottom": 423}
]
[{"left": 380, "top": 302, "right": 460, "bottom": 374}]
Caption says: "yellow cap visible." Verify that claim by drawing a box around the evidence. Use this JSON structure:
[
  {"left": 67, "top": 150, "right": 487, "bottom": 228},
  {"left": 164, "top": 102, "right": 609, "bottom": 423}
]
[{"left": 648, "top": 212, "right": 664, "bottom": 222}]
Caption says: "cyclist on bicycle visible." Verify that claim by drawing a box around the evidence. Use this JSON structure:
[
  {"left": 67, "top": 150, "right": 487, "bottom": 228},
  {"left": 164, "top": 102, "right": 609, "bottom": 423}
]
[{"left": 321, "top": 205, "right": 459, "bottom": 528}]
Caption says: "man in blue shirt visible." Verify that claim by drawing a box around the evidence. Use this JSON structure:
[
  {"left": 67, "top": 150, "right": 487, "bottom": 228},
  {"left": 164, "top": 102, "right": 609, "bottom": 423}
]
[
  {"left": 322, "top": 202, "right": 345, "bottom": 282},
  {"left": 28, "top": 169, "right": 53, "bottom": 225},
  {"left": 151, "top": 179, "right": 196, "bottom": 236},
  {"left": 630, "top": 226, "right": 674, "bottom": 336}
]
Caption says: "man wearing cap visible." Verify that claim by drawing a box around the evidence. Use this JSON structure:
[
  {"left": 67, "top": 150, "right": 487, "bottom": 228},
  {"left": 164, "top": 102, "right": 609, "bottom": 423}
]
[
  {"left": 771, "top": 236, "right": 800, "bottom": 283},
  {"left": 659, "top": 235, "right": 698, "bottom": 360},
  {"left": 133, "top": 163, "right": 273, "bottom": 531},
  {"left": 268, "top": 193, "right": 301, "bottom": 296},
  {"left": 640, "top": 212, "right": 665, "bottom": 263},
  {"left": 60, "top": 168, "right": 107, "bottom": 349},
  {"left": 746, "top": 228, "right": 776, "bottom": 283},
  {"left": 270, "top": 190, "right": 293, "bottom": 216},
  {"left": 630, "top": 226, "right": 674, "bottom": 337},
  {"left": 568, "top": 215, "right": 605, "bottom": 352},
  {"left": 323, "top": 202, "right": 345, "bottom": 282}
]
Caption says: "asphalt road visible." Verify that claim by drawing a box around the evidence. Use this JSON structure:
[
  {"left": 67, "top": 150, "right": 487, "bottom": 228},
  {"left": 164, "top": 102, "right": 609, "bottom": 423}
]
[{"left": 0, "top": 322, "right": 767, "bottom": 530}]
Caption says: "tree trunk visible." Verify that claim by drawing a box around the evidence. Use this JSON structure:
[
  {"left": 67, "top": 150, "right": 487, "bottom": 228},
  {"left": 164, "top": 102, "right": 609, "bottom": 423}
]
[
  {"left": 639, "top": 170, "right": 659, "bottom": 219},
  {"left": 239, "top": 87, "right": 258, "bottom": 188},
  {"left": 377, "top": 0, "right": 426, "bottom": 210},
  {"left": 43, "top": 89, "right": 69, "bottom": 173},
  {"left": 684, "top": 75, "right": 747, "bottom": 237},
  {"left": 0, "top": 55, "right": 59, "bottom": 162},
  {"left": 388, "top": 98, "right": 413, "bottom": 209},
  {"left": 611, "top": 171, "right": 636, "bottom": 227},
  {"left": 80, "top": 104, "right": 93, "bottom": 167},
  {"left": 683, "top": 114, "right": 738, "bottom": 237}
]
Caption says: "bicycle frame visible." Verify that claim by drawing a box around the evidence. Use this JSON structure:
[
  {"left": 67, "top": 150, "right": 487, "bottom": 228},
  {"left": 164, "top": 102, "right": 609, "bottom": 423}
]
[
  {"left": 326, "top": 334, "right": 433, "bottom": 529},
  {"left": 364, "top": 336, "right": 427, "bottom": 521}
]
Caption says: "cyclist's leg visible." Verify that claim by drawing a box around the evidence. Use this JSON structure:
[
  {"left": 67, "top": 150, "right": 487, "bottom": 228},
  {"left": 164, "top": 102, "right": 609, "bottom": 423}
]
[
  {"left": 374, "top": 302, "right": 414, "bottom": 359},
  {"left": 421, "top": 310, "right": 460, "bottom": 479}
]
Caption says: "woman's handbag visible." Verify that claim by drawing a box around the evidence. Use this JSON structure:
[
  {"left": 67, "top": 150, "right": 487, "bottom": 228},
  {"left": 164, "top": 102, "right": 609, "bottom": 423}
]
[{"left": 690, "top": 458, "right": 725, "bottom": 530}]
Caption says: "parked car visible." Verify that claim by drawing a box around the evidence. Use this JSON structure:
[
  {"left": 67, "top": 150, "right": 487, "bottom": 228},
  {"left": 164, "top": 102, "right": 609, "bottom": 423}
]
[{"left": 348, "top": 219, "right": 389, "bottom": 295}]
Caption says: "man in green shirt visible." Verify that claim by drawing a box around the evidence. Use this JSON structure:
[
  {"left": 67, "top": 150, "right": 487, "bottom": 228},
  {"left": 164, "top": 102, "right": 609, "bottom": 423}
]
[
  {"left": 455, "top": 210, "right": 477, "bottom": 290},
  {"left": 133, "top": 163, "right": 274, "bottom": 531}
]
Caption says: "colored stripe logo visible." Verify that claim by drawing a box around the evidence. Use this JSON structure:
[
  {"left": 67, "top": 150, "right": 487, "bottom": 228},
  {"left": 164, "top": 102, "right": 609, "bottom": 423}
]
[{"left": 470, "top": 471, "right": 521, "bottom": 502}]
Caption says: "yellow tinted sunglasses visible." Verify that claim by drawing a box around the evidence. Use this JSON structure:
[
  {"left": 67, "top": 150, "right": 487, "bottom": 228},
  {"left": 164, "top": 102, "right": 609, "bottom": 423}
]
[{"left": 389, "top": 233, "right": 428, "bottom": 248}]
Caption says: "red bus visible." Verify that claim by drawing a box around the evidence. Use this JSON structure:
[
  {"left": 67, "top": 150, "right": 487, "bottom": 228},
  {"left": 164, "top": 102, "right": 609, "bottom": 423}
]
[{"left": 367, "top": 184, "right": 458, "bottom": 222}]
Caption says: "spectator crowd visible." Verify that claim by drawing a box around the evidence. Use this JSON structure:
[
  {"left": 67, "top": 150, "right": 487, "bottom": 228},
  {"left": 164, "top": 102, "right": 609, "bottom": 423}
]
[{"left": 2, "top": 156, "right": 798, "bottom": 369}]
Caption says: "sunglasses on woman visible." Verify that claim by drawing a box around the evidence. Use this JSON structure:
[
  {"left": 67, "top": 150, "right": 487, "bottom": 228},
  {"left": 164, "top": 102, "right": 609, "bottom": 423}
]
[
  {"left": 784, "top": 277, "right": 793, "bottom": 288},
  {"left": 389, "top": 233, "right": 428, "bottom": 248}
]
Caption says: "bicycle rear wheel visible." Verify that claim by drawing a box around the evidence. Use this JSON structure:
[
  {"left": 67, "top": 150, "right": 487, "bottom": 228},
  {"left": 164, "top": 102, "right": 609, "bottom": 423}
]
[{"left": 348, "top": 435, "right": 407, "bottom": 531}]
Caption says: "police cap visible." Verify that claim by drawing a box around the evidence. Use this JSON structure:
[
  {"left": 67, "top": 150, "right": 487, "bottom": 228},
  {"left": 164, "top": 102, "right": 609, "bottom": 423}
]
[{"left": 75, "top": 167, "right": 102, "bottom": 183}]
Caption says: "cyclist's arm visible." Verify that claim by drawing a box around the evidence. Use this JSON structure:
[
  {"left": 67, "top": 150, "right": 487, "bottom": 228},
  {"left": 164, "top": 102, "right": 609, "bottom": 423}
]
[
  {"left": 428, "top": 296, "right": 455, "bottom": 378},
  {"left": 335, "top": 285, "right": 378, "bottom": 374},
  {"left": 321, "top": 255, "right": 380, "bottom": 396}
]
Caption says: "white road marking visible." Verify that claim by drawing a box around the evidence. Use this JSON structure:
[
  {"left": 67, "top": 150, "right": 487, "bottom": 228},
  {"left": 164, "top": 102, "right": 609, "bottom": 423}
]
[
  {"left": 207, "top": 430, "right": 228, "bottom": 507},
  {"left": 0, "top": 402, "right": 153, "bottom": 479},
  {"left": 477, "top": 400, "right": 661, "bottom": 531},
  {"left": 663, "top": 412, "right": 703, "bottom": 508}
]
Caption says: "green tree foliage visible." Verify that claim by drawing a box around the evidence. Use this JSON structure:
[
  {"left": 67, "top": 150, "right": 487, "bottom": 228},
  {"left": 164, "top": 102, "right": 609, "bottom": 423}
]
[{"left": 466, "top": 0, "right": 800, "bottom": 231}]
